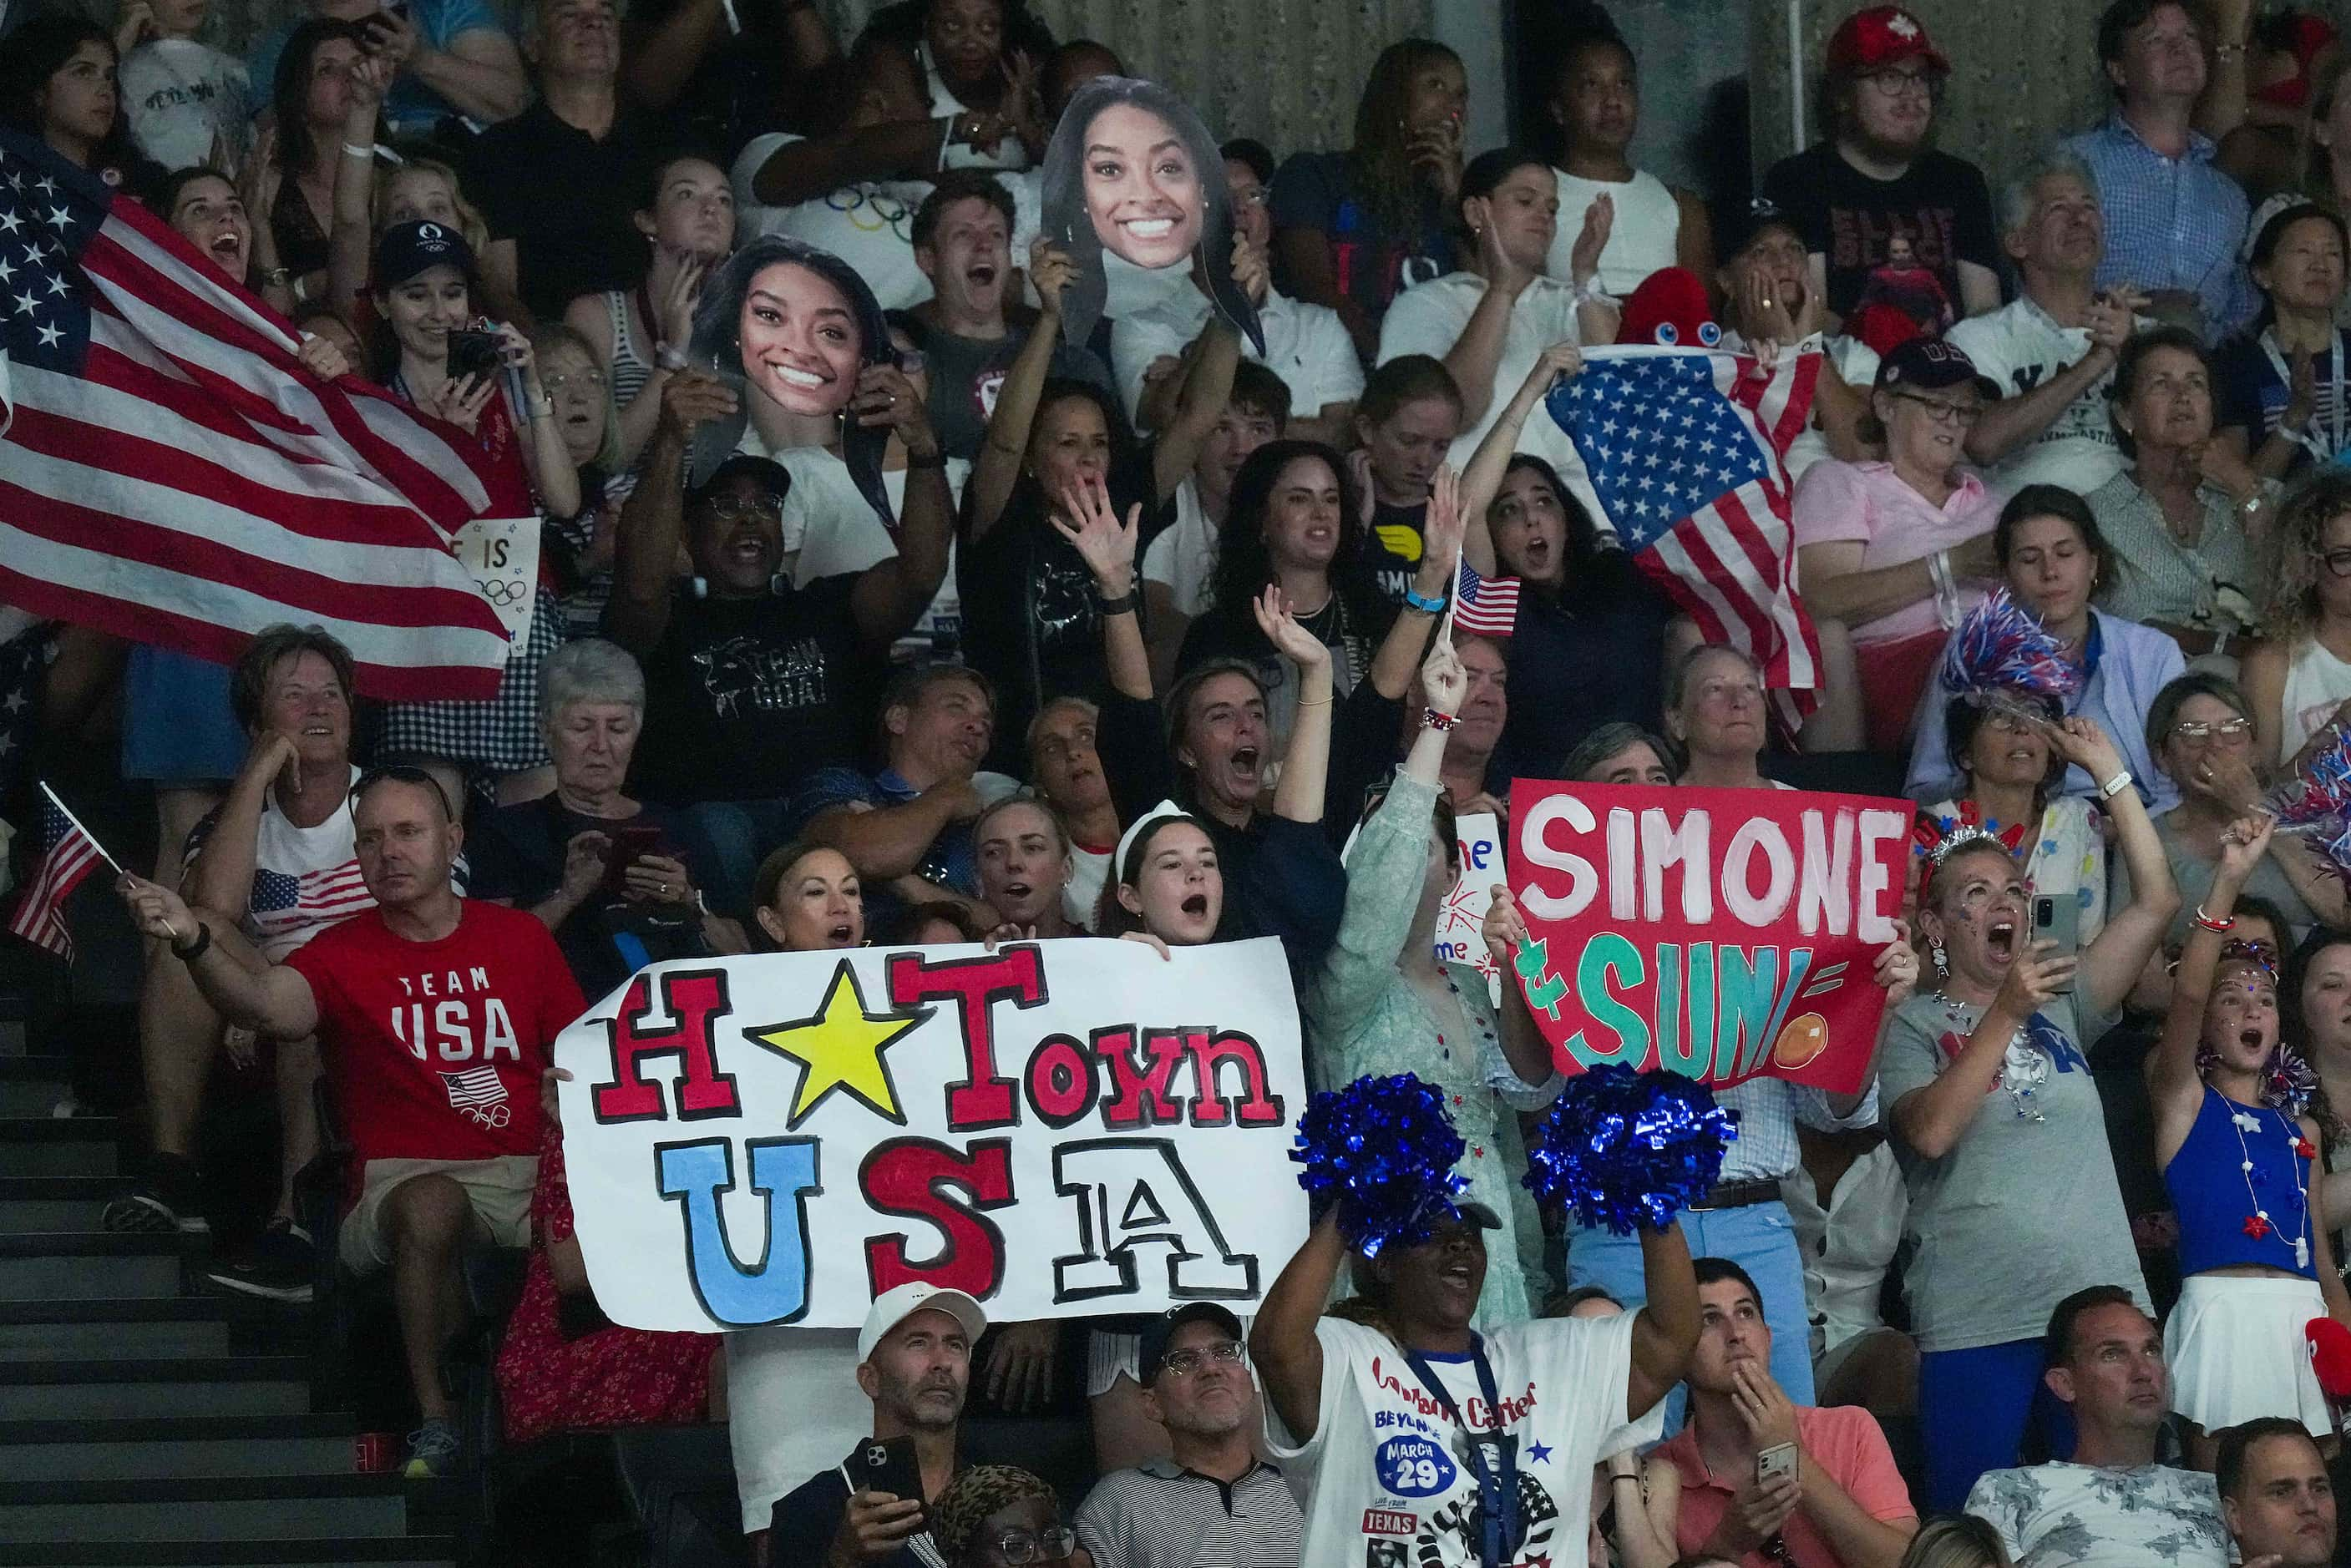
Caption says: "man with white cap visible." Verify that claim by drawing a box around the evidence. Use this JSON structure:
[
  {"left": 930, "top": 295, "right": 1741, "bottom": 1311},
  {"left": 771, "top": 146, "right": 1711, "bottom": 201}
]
[{"left": 768, "top": 1281, "right": 990, "bottom": 1567}]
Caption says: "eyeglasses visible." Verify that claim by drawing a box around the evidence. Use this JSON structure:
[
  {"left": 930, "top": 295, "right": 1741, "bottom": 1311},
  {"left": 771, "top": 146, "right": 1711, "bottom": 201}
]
[
  {"left": 1889, "top": 390, "right": 1982, "bottom": 426},
  {"left": 2171, "top": 718, "right": 2252, "bottom": 741},
  {"left": 699, "top": 494, "right": 783, "bottom": 523},
  {"left": 1862, "top": 65, "right": 1941, "bottom": 99},
  {"left": 1160, "top": 1341, "right": 1246, "bottom": 1378},
  {"left": 989, "top": 1525, "right": 1077, "bottom": 1564},
  {"left": 541, "top": 368, "right": 607, "bottom": 392},
  {"left": 2323, "top": 548, "right": 2351, "bottom": 579}
]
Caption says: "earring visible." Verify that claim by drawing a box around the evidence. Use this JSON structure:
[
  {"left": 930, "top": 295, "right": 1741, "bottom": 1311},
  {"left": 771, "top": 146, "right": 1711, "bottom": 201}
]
[{"left": 1929, "top": 940, "right": 1949, "bottom": 980}]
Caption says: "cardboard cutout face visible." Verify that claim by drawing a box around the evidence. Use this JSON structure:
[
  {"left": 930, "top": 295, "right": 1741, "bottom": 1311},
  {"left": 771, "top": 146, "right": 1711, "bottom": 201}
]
[
  {"left": 1078, "top": 100, "right": 1207, "bottom": 269},
  {"left": 1042, "top": 76, "right": 1264, "bottom": 357},
  {"left": 737, "top": 260, "right": 864, "bottom": 417}
]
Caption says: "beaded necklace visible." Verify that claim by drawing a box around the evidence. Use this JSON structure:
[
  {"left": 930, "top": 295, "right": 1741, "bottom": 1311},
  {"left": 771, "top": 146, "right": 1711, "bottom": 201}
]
[
  {"left": 2222, "top": 1092, "right": 2319, "bottom": 1268},
  {"left": 1929, "top": 989, "right": 2049, "bottom": 1121}
]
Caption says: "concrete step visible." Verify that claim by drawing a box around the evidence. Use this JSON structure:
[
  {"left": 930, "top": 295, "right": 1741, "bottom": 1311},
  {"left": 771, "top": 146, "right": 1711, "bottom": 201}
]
[
  {"left": 0, "top": 1064, "right": 72, "bottom": 1120},
  {"left": 0, "top": 1476, "right": 410, "bottom": 1543},
  {"left": 0, "top": 1358, "right": 309, "bottom": 1421},
  {"left": 0, "top": 1237, "right": 197, "bottom": 1303},
  {"left": 0, "top": 1300, "right": 236, "bottom": 1362},
  {"left": 0, "top": 1414, "right": 360, "bottom": 1482},
  {"left": 0, "top": 1122, "right": 118, "bottom": 1180}
]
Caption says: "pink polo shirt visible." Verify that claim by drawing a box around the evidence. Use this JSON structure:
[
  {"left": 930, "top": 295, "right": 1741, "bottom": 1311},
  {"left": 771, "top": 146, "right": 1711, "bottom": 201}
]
[
  {"left": 1661, "top": 1404, "right": 1916, "bottom": 1568},
  {"left": 1791, "top": 459, "right": 1995, "bottom": 646}
]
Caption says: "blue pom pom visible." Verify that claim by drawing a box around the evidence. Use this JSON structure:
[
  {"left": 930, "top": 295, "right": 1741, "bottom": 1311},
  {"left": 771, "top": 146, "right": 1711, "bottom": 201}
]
[
  {"left": 1522, "top": 1065, "right": 1740, "bottom": 1236},
  {"left": 1938, "top": 589, "right": 2080, "bottom": 706},
  {"left": 1290, "top": 1074, "right": 1469, "bottom": 1257}
]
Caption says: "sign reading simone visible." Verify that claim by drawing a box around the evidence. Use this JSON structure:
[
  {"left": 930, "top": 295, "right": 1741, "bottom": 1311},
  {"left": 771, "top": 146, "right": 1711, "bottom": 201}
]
[
  {"left": 1507, "top": 781, "right": 1911, "bottom": 1095},
  {"left": 556, "top": 938, "right": 1310, "bottom": 1333}
]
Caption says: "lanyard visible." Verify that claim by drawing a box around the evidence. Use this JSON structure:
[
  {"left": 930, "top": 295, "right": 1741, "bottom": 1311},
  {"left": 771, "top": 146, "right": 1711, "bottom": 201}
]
[
  {"left": 1400, "top": 1339, "right": 1522, "bottom": 1568},
  {"left": 2261, "top": 328, "right": 2347, "bottom": 462}
]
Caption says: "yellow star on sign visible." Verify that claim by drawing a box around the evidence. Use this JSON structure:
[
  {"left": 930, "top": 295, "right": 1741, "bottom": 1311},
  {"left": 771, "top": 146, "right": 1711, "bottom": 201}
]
[{"left": 746, "top": 960, "right": 929, "bottom": 1130}]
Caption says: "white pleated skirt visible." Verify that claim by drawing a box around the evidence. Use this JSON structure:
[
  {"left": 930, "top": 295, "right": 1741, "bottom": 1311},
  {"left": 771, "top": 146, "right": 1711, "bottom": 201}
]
[{"left": 2166, "top": 1273, "right": 2332, "bottom": 1436}]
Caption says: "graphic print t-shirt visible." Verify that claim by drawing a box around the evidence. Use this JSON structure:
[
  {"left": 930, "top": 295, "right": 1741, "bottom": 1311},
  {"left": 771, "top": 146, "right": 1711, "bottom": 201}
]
[
  {"left": 185, "top": 765, "right": 372, "bottom": 962},
  {"left": 283, "top": 901, "right": 585, "bottom": 1174},
  {"left": 1265, "top": 1313, "right": 1638, "bottom": 1568},
  {"left": 1759, "top": 144, "right": 1998, "bottom": 322}
]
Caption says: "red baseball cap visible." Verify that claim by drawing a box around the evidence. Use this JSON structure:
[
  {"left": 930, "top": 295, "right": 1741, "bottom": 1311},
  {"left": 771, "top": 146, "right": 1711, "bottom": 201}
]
[{"left": 1827, "top": 7, "right": 1950, "bottom": 76}]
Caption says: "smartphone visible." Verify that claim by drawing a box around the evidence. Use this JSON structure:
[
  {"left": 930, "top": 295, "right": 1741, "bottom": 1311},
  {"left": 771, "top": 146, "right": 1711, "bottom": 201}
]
[
  {"left": 599, "top": 824, "right": 665, "bottom": 898},
  {"left": 445, "top": 328, "right": 504, "bottom": 382},
  {"left": 852, "top": 1434, "right": 924, "bottom": 1506},
  {"left": 2032, "top": 893, "right": 2080, "bottom": 991},
  {"left": 1756, "top": 1442, "right": 1798, "bottom": 1486}
]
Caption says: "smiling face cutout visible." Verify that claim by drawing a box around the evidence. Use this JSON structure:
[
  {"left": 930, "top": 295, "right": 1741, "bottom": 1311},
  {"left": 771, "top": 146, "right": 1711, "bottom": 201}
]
[
  {"left": 737, "top": 259, "right": 863, "bottom": 417},
  {"left": 1078, "top": 99, "right": 1205, "bottom": 268}
]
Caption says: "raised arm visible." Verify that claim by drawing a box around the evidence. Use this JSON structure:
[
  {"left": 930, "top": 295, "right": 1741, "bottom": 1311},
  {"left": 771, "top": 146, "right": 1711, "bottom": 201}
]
[
  {"left": 1248, "top": 1207, "right": 1343, "bottom": 1442},
  {"left": 119, "top": 873, "right": 320, "bottom": 1040},
  {"left": 187, "top": 734, "right": 296, "bottom": 919},
  {"left": 848, "top": 362, "right": 952, "bottom": 646},
  {"left": 1367, "top": 464, "right": 1462, "bottom": 698},
  {"left": 380, "top": 15, "right": 529, "bottom": 126},
  {"left": 1478, "top": 883, "right": 1563, "bottom": 1090},
  {"left": 1431, "top": 229, "right": 1531, "bottom": 432},
  {"left": 326, "top": 57, "right": 393, "bottom": 321},
  {"left": 1566, "top": 195, "right": 1622, "bottom": 345},
  {"left": 626, "top": 0, "right": 834, "bottom": 116},
  {"left": 1457, "top": 345, "right": 1580, "bottom": 577},
  {"left": 501, "top": 326, "right": 583, "bottom": 518},
  {"left": 605, "top": 371, "right": 737, "bottom": 652},
  {"left": 1152, "top": 311, "right": 1242, "bottom": 503},
  {"left": 2147, "top": 815, "right": 2269, "bottom": 1165},
  {"left": 1258, "top": 590, "right": 1335, "bottom": 824},
  {"left": 1964, "top": 291, "right": 2136, "bottom": 465},
  {"left": 1624, "top": 1221, "right": 1698, "bottom": 1419},
  {"left": 1053, "top": 474, "right": 1150, "bottom": 699},
  {"left": 968, "top": 237, "right": 1072, "bottom": 543},
  {"left": 746, "top": 115, "right": 970, "bottom": 206},
  {"left": 2060, "top": 716, "right": 2181, "bottom": 1014}
]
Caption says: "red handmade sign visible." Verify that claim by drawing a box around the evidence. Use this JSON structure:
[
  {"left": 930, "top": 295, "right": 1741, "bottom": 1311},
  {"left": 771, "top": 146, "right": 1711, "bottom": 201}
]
[{"left": 1506, "top": 781, "right": 1913, "bottom": 1095}]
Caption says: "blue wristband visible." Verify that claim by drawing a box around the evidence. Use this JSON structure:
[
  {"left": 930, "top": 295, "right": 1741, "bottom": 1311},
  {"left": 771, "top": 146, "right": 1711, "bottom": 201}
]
[{"left": 1404, "top": 585, "right": 1445, "bottom": 614}]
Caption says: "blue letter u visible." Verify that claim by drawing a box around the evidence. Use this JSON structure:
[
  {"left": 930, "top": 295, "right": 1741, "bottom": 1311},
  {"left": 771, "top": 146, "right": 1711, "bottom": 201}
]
[{"left": 656, "top": 1137, "right": 822, "bottom": 1327}]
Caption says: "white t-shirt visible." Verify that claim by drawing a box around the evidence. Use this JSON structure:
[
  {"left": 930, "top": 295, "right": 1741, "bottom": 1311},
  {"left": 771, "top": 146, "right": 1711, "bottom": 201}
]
[
  {"left": 1545, "top": 167, "right": 1680, "bottom": 299},
  {"left": 1109, "top": 286, "right": 1365, "bottom": 429},
  {"left": 120, "top": 38, "right": 250, "bottom": 175},
  {"left": 1266, "top": 1313, "right": 1639, "bottom": 1568},
  {"left": 1140, "top": 475, "right": 1218, "bottom": 619},
  {"left": 187, "top": 764, "right": 372, "bottom": 961},
  {"left": 746, "top": 439, "right": 971, "bottom": 655},
  {"left": 1945, "top": 295, "right": 2131, "bottom": 499},
  {"left": 730, "top": 134, "right": 936, "bottom": 312},
  {"left": 1376, "top": 271, "right": 1592, "bottom": 478},
  {"left": 1065, "top": 843, "right": 1109, "bottom": 931}
]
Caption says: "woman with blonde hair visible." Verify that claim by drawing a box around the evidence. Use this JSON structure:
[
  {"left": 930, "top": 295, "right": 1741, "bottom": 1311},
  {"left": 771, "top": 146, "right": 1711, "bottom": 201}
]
[
  {"left": 1897, "top": 1515, "right": 2013, "bottom": 1568},
  {"left": 2242, "top": 468, "right": 2351, "bottom": 765}
]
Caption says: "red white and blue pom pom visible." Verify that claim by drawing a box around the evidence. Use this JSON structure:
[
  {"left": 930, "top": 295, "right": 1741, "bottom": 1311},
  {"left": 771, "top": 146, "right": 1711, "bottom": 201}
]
[
  {"left": 1290, "top": 1074, "right": 1469, "bottom": 1257},
  {"left": 1522, "top": 1065, "right": 1739, "bottom": 1236},
  {"left": 2269, "top": 728, "right": 2351, "bottom": 831},
  {"left": 1938, "top": 589, "right": 2080, "bottom": 704}
]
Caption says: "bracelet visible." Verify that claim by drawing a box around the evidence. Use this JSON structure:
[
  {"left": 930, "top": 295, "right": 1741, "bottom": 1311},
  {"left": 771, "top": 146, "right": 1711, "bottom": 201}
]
[
  {"left": 1422, "top": 707, "right": 1459, "bottom": 731},
  {"left": 1402, "top": 584, "right": 1446, "bottom": 615},
  {"left": 656, "top": 344, "right": 691, "bottom": 373},
  {"left": 530, "top": 397, "right": 555, "bottom": 418},
  {"left": 342, "top": 141, "right": 376, "bottom": 159},
  {"left": 1092, "top": 587, "right": 1138, "bottom": 616},
  {"left": 2098, "top": 769, "right": 2133, "bottom": 800},
  {"left": 2192, "top": 906, "right": 2237, "bottom": 933},
  {"left": 1296, "top": 694, "right": 1334, "bottom": 709},
  {"left": 291, "top": 273, "right": 308, "bottom": 304},
  {"left": 1609, "top": 1469, "right": 1642, "bottom": 1485},
  {"left": 1570, "top": 278, "right": 1619, "bottom": 311},
  {"left": 904, "top": 448, "right": 948, "bottom": 470},
  {"left": 718, "top": 0, "right": 742, "bottom": 33},
  {"left": 261, "top": 266, "right": 291, "bottom": 287},
  {"left": 1926, "top": 547, "right": 1962, "bottom": 627},
  {"left": 171, "top": 922, "right": 213, "bottom": 963}
]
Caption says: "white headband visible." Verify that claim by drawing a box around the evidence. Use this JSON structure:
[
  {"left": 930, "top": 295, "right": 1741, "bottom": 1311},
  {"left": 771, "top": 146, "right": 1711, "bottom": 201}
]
[{"left": 1113, "top": 799, "right": 1193, "bottom": 885}]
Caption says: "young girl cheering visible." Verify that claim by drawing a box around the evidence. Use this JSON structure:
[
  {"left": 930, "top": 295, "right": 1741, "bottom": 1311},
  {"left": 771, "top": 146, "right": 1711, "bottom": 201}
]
[{"left": 2146, "top": 814, "right": 2351, "bottom": 1465}]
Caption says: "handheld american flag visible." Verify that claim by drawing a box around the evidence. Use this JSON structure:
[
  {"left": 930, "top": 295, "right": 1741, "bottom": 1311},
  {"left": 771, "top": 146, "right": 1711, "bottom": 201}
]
[
  {"left": 0, "top": 129, "right": 519, "bottom": 701},
  {"left": 1453, "top": 560, "right": 1522, "bottom": 639},
  {"left": 1539, "top": 346, "right": 1822, "bottom": 730},
  {"left": 5, "top": 791, "right": 109, "bottom": 960}
]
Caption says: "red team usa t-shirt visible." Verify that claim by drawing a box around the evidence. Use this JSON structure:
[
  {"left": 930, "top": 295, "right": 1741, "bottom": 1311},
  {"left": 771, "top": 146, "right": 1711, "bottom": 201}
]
[{"left": 283, "top": 901, "right": 586, "bottom": 1176}]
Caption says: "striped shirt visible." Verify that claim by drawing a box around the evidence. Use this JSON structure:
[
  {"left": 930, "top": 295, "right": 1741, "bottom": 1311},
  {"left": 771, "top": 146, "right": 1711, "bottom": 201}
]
[
  {"left": 1713, "top": 1075, "right": 1880, "bottom": 1185},
  {"left": 1074, "top": 1459, "right": 1300, "bottom": 1568},
  {"left": 2083, "top": 472, "right": 2257, "bottom": 636}
]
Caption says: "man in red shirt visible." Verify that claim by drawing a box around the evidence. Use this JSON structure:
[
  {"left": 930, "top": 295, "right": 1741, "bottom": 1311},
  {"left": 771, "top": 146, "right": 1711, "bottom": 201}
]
[
  {"left": 1659, "top": 1258, "right": 1918, "bottom": 1567},
  {"left": 119, "top": 767, "right": 586, "bottom": 1480}
]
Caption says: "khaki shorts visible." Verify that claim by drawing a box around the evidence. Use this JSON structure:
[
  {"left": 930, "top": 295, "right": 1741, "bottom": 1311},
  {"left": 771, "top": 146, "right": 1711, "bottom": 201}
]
[{"left": 338, "top": 1155, "right": 538, "bottom": 1274}]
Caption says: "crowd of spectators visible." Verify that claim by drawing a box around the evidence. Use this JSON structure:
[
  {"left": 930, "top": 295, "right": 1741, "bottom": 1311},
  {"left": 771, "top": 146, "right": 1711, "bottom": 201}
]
[{"left": 22, "top": 0, "right": 2351, "bottom": 1562}]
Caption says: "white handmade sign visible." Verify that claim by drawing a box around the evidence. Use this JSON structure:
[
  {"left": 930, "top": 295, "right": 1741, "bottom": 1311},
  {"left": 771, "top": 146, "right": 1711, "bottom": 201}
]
[
  {"left": 558, "top": 938, "right": 1311, "bottom": 1333},
  {"left": 449, "top": 516, "right": 538, "bottom": 644},
  {"left": 1431, "top": 811, "right": 1502, "bottom": 1004}
]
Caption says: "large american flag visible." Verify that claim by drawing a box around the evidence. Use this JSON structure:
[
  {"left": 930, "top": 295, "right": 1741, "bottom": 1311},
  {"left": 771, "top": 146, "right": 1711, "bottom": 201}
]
[
  {"left": 6, "top": 797, "right": 102, "bottom": 959},
  {"left": 0, "top": 129, "right": 517, "bottom": 701},
  {"left": 1540, "top": 346, "right": 1822, "bottom": 729}
]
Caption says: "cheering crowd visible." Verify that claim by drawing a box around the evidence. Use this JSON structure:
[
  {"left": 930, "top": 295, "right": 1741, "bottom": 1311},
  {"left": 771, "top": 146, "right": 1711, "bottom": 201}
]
[{"left": 19, "top": 0, "right": 2351, "bottom": 1562}]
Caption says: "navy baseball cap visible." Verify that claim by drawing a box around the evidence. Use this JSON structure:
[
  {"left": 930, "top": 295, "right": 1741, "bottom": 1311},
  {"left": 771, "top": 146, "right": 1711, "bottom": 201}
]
[
  {"left": 371, "top": 219, "right": 479, "bottom": 291},
  {"left": 1875, "top": 336, "right": 1999, "bottom": 402},
  {"left": 1718, "top": 196, "right": 1803, "bottom": 260},
  {"left": 687, "top": 453, "right": 793, "bottom": 509},
  {"left": 1137, "top": 1302, "right": 1247, "bottom": 1384}
]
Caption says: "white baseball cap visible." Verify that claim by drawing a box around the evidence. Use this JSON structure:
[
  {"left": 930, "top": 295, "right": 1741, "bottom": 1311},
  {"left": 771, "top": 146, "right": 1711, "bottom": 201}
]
[{"left": 857, "top": 1282, "right": 989, "bottom": 1363}]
